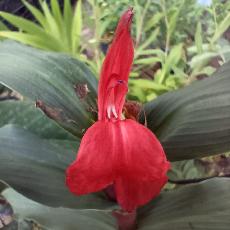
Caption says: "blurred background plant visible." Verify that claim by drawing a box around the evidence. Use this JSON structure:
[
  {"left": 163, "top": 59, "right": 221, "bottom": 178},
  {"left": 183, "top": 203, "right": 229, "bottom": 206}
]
[
  {"left": 0, "top": 0, "right": 230, "bottom": 102},
  {"left": 0, "top": 0, "right": 83, "bottom": 58}
]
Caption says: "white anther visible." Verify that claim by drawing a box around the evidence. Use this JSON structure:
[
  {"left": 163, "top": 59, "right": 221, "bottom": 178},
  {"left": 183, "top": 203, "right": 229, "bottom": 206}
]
[
  {"left": 107, "top": 105, "right": 118, "bottom": 119},
  {"left": 111, "top": 105, "right": 118, "bottom": 118},
  {"left": 107, "top": 105, "right": 112, "bottom": 119}
]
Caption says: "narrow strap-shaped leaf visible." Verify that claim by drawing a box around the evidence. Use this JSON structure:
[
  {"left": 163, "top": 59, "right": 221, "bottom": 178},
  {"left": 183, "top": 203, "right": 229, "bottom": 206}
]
[
  {"left": 0, "top": 31, "right": 64, "bottom": 51},
  {"left": 0, "top": 100, "right": 75, "bottom": 140},
  {"left": 39, "top": 0, "right": 62, "bottom": 42},
  {"left": 0, "top": 125, "right": 115, "bottom": 210},
  {"left": 63, "top": 0, "right": 73, "bottom": 49},
  {"left": 22, "top": 0, "right": 47, "bottom": 28},
  {"left": 0, "top": 20, "right": 8, "bottom": 31},
  {"left": 211, "top": 12, "right": 230, "bottom": 44},
  {"left": 138, "top": 178, "right": 230, "bottom": 230},
  {"left": 71, "top": 0, "right": 82, "bottom": 56},
  {"left": 142, "top": 62, "right": 230, "bottom": 161},
  {"left": 0, "top": 11, "right": 44, "bottom": 34},
  {"left": 2, "top": 188, "right": 117, "bottom": 230},
  {"left": 50, "top": 0, "right": 63, "bottom": 32},
  {"left": 0, "top": 41, "right": 98, "bottom": 137}
]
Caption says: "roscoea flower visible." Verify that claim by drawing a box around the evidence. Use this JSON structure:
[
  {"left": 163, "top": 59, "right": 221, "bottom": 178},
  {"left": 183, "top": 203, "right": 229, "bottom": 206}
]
[{"left": 66, "top": 9, "right": 170, "bottom": 212}]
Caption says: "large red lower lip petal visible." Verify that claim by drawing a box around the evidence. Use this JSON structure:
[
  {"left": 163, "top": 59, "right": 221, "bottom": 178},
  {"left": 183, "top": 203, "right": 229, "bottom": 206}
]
[
  {"left": 115, "top": 176, "right": 168, "bottom": 212},
  {"left": 66, "top": 119, "right": 170, "bottom": 211},
  {"left": 116, "top": 120, "right": 170, "bottom": 181}
]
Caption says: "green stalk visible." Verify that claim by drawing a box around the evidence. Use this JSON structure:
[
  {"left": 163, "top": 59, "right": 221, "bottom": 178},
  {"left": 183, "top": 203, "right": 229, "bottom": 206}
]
[{"left": 159, "top": 0, "right": 170, "bottom": 84}]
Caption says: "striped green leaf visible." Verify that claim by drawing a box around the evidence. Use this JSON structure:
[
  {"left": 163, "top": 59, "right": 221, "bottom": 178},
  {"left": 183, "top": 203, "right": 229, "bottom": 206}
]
[
  {"left": 0, "top": 41, "right": 98, "bottom": 137},
  {"left": 0, "top": 125, "right": 115, "bottom": 210},
  {"left": 139, "top": 178, "right": 230, "bottom": 229},
  {"left": 142, "top": 62, "right": 230, "bottom": 161}
]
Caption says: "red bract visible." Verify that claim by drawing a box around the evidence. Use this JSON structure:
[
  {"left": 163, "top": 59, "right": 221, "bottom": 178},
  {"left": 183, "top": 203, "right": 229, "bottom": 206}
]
[{"left": 66, "top": 9, "right": 170, "bottom": 212}]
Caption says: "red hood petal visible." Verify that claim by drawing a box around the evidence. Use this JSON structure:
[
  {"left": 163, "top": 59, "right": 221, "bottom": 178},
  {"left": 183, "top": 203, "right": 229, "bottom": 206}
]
[
  {"left": 98, "top": 9, "right": 134, "bottom": 120},
  {"left": 66, "top": 119, "right": 170, "bottom": 211}
]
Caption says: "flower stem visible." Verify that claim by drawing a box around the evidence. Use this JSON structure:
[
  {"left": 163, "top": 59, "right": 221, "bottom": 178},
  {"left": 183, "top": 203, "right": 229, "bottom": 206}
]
[{"left": 113, "top": 209, "right": 137, "bottom": 230}]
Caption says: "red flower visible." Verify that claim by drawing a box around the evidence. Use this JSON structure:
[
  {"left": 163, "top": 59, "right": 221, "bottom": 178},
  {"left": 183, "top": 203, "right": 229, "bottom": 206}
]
[{"left": 66, "top": 9, "right": 170, "bottom": 212}]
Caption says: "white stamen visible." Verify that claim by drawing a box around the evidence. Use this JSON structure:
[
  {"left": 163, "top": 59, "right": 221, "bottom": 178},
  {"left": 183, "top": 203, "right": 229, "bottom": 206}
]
[
  {"left": 111, "top": 105, "right": 118, "bottom": 118},
  {"left": 107, "top": 104, "right": 118, "bottom": 119},
  {"left": 107, "top": 105, "right": 112, "bottom": 119}
]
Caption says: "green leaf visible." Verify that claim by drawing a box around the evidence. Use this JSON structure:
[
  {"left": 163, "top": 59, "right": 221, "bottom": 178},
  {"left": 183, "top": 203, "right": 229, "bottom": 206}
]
[
  {"left": 0, "top": 100, "right": 75, "bottom": 140},
  {"left": 0, "top": 11, "right": 65, "bottom": 51},
  {"left": 165, "top": 44, "right": 183, "bottom": 71},
  {"left": 0, "top": 11, "right": 44, "bottom": 35},
  {"left": 0, "top": 41, "right": 98, "bottom": 137},
  {"left": 190, "top": 51, "right": 218, "bottom": 71},
  {"left": 50, "top": 0, "right": 63, "bottom": 32},
  {"left": 129, "top": 79, "right": 170, "bottom": 91},
  {"left": 195, "top": 21, "right": 203, "bottom": 54},
  {"left": 135, "top": 49, "right": 165, "bottom": 58},
  {"left": 142, "top": 62, "right": 230, "bottom": 161},
  {"left": 39, "top": 0, "right": 61, "bottom": 39},
  {"left": 22, "top": 0, "right": 47, "bottom": 28},
  {"left": 0, "top": 180, "right": 7, "bottom": 193},
  {"left": 0, "top": 125, "right": 115, "bottom": 209},
  {"left": 168, "top": 8, "right": 180, "bottom": 36},
  {"left": 99, "top": 18, "right": 112, "bottom": 37},
  {"left": 2, "top": 188, "right": 117, "bottom": 230},
  {"left": 71, "top": 0, "right": 82, "bottom": 55},
  {"left": 0, "top": 20, "right": 8, "bottom": 31},
  {"left": 144, "top": 13, "right": 163, "bottom": 32},
  {"left": 157, "top": 44, "right": 183, "bottom": 84},
  {"left": 134, "top": 57, "right": 162, "bottom": 65},
  {"left": 63, "top": 0, "right": 73, "bottom": 48},
  {"left": 0, "top": 31, "right": 64, "bottom": 51},
  {"left": 211, "top": 12, "right": 230, "bottom": 44},
  {"left": 138, "top": 178, "right": 230, "bottom": 229},
  {"left": 137, "top": 28, "right": 160, "bottom": 52},
  {"left": 0, "top": 11, "right": 44, "bottom": 34},
  {"left": 218, "top": 39, "right": 230, "bottom": 62},
  {"left": 187, "top": 43, "right": 210, "bottom": 55}
]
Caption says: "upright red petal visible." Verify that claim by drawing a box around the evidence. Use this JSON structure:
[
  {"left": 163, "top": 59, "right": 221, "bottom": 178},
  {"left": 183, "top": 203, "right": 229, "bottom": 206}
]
[{"left": 98, "top": 9, "right": 134, "bottom": 121}]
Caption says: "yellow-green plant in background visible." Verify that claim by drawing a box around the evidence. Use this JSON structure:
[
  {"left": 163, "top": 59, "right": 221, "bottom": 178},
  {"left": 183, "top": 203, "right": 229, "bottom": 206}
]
[{"left": 0, "top": 0, "right": 82, "bottom": 58}]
